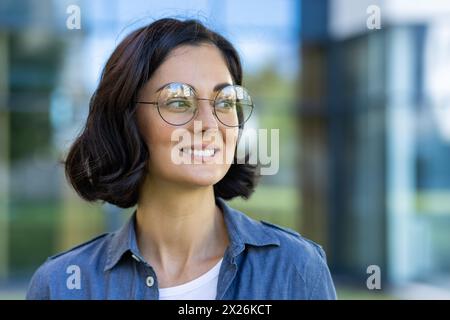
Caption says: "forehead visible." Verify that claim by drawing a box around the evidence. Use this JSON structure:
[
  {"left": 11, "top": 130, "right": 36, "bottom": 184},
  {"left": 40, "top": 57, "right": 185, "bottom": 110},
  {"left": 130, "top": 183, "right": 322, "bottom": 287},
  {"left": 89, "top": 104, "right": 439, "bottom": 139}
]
[{"left": 148, "top": 43, "right": 234, "bottom": 92}]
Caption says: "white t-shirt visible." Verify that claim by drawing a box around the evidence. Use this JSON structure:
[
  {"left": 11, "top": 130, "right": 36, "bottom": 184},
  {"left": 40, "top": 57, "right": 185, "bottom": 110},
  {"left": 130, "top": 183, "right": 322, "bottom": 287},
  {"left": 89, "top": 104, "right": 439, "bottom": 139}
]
[{"left": 158, "top": 258, "right": 223, "bottom": 300}]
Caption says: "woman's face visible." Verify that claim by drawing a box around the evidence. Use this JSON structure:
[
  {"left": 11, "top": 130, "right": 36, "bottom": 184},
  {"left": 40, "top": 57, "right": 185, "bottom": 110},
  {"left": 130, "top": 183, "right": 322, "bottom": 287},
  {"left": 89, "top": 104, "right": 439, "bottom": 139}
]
[{"left": 136, "top": 43, "right": 239, "bottom": 188}]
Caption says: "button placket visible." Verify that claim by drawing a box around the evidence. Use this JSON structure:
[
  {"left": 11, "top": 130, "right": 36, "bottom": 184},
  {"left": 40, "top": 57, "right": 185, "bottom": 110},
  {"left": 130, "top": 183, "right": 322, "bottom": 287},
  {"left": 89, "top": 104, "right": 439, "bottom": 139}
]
[{"left": 131, "top": 253, "right": 157, "bottom": 289}]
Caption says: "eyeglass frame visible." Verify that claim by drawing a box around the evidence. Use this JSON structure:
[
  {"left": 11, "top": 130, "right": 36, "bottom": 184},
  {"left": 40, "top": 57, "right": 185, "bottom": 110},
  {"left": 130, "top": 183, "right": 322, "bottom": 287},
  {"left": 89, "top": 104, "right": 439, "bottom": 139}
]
[{"left": 135, "top": 82, "right": 254, "bottom": 127}]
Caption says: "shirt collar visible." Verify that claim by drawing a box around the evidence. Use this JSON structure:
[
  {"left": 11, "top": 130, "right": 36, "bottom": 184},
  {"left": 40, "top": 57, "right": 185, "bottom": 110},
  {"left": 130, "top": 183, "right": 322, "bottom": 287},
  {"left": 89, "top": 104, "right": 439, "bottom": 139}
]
[
  {"left": 104, "top": 197, "right": 280, "bottom": 272},
  {"left": 216, "top": 197, "right": 280, "bottom": 256},
  {"left": 104, "top": 211, "right": 141, "bottom": 272}
]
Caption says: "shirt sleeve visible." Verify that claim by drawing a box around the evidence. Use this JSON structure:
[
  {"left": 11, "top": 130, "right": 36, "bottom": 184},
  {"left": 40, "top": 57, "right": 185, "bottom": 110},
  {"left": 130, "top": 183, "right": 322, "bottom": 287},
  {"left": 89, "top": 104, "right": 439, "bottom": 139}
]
[
  {"left": 308, "top": 246, "right": 337, "bottom": 300},
  {"left": 26, "top": 261, "right": 50, "bottom": 300}
]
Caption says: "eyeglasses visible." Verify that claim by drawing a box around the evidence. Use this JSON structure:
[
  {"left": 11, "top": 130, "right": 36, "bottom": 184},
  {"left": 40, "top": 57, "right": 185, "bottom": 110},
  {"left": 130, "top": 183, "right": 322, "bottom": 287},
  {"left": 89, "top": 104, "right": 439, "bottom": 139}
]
[{"left": 136, "top": 82, "right": 254, "bottom": 127}]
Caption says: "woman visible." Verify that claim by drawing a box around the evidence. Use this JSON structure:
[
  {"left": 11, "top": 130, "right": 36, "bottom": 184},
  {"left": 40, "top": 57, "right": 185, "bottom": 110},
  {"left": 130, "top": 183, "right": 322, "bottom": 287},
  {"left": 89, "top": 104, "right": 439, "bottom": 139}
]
[{"left": 26, "top": 18, "right": 336, "bottom": 300}]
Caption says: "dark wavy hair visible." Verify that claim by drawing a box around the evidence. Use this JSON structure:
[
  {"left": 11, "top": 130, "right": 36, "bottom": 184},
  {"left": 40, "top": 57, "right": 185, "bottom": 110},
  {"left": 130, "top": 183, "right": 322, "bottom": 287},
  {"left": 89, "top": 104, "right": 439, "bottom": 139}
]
[{"left": 63, "top": 18, "right": 260, "bottom": 209}]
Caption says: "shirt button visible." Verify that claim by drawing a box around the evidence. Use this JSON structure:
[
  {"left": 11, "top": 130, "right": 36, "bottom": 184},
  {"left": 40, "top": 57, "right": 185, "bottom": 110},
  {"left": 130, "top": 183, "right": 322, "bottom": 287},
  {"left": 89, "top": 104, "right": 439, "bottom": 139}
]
[{"left": 146, "top": 276, "right": 155, "bottom": 287}]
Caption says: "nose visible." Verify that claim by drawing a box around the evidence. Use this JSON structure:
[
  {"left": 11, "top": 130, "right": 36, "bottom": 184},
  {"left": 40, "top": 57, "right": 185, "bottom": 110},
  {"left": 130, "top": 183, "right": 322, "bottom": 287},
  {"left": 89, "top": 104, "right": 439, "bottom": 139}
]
[{"left": 193, "top": 99, "right": 219, "bottom": 132}]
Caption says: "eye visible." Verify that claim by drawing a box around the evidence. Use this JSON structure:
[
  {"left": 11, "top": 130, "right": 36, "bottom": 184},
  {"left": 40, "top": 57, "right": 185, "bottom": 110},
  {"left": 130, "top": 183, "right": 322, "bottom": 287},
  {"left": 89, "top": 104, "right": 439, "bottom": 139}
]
[
  {"left": 215, "top": 99, "right": 236, "bottom": 111},
  {"left": 165, "top": 99, "right": 194, "bottom": 111}
]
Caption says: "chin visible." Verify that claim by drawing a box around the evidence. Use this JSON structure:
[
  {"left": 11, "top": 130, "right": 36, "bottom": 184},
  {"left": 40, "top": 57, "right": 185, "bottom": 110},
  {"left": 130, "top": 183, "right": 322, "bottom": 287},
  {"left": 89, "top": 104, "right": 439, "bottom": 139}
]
[{"left": 175, "top": 164, "right": 228, "bottom": 187}]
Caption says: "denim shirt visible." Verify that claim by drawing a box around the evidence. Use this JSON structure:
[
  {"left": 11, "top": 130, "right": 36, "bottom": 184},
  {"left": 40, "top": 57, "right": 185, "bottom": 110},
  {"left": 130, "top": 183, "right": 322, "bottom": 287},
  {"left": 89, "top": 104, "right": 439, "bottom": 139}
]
[{"left": 26, "top": 197, "right": 337, "bottom": 300}]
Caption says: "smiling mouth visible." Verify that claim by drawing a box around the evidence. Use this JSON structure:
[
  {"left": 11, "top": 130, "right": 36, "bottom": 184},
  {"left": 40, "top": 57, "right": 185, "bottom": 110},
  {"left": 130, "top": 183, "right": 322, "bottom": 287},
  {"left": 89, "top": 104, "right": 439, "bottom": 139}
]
[{"left": 180, "top": 147, "right": 218, "bottom": 158}]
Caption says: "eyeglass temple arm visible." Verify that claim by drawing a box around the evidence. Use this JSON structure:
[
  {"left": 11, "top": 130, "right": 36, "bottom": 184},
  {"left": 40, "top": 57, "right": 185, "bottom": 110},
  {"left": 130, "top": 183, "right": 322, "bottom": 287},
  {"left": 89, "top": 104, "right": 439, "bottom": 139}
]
[{"left": 136, "top": 101, "right": 158, "bottom": 105}]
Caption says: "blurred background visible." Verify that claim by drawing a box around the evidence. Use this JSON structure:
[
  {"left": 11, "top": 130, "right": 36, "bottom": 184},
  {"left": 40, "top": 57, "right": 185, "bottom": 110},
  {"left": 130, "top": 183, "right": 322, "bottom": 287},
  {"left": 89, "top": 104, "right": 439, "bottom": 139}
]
[{"left": 0, "top": 0, "right": 450, "bottom": 299}]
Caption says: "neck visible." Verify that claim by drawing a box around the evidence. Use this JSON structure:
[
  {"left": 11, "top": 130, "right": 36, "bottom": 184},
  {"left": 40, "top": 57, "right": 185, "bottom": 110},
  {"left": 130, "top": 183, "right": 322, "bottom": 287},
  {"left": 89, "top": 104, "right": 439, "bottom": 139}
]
[{"left": 135, "top": 175, "right": 229, "bottom": 272}]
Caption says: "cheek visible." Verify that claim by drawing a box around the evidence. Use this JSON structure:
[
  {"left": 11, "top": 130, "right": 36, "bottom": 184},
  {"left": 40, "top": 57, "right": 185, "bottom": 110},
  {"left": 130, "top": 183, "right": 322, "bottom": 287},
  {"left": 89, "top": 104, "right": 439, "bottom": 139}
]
[
  {"left": 223, "top": 127, "right": 239, "bottom": 154},
  {"left": 137, "top": 109, "right": 173, "bottom": 157},
  {"left": 147, "top": 126, "right": 172, "bottom": 149},
  {"left": 144, "top": 124, "right": 178, "bottom": 178}
]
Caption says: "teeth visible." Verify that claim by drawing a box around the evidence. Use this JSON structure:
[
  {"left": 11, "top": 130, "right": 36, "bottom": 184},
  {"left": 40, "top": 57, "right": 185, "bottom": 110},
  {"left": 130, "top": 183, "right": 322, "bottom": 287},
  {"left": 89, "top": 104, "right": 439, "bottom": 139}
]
[{"left": 182, "top": 148, "right": 215, "bottom": 157}]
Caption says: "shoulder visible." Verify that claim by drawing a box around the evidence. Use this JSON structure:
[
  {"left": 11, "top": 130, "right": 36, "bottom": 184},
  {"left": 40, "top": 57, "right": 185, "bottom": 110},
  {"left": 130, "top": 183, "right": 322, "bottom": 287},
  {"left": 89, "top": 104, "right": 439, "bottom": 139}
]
[
  {"left": 257, "top": 219, "right": 336, "bottom": 299},
  {"left": 222, "top": 200, "right": 327, "bottom": 269},
  {"left": 26, "top": 232, "right": 111, "bottom": 300},
  {"left": 47, "top": 232, "right": 110, "bottom": 268},
  {"left": 259, "top": 219, "right": 327, "bottom": 266}
]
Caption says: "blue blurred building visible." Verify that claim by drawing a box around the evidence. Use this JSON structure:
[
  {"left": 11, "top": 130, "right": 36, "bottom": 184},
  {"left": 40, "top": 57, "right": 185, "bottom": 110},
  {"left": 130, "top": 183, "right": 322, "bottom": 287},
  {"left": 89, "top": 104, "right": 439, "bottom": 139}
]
[{"left": 300, "top": 0, "right": 450, "bottom": 294}]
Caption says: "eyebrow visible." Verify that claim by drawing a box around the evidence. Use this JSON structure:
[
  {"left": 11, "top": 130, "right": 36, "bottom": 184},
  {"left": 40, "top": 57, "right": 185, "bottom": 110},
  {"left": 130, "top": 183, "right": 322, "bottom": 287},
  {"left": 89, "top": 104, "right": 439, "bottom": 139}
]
[{"left": 155, "top": 82, "right": 232, "bottom": 94}]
